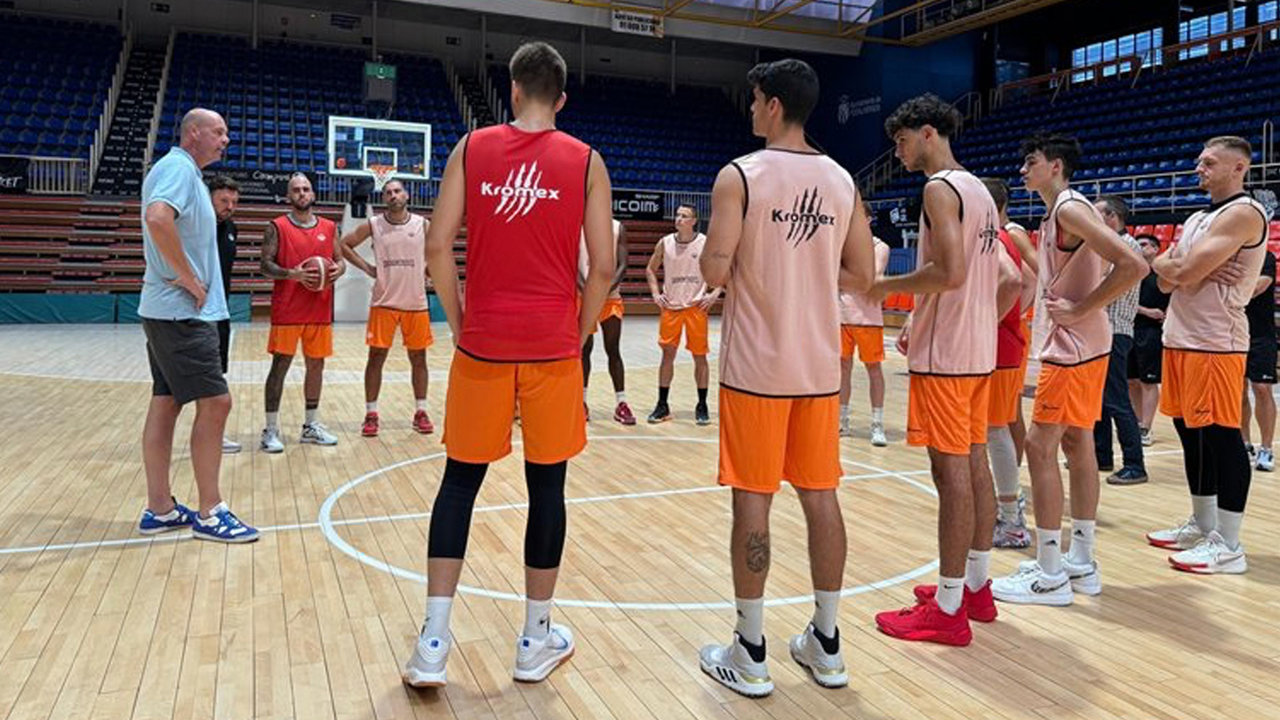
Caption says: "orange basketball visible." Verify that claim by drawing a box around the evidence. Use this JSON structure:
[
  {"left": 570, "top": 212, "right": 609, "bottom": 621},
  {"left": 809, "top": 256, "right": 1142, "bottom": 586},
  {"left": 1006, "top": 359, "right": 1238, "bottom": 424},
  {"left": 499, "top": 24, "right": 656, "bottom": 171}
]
[
  {"left": 335, "top": 157, "right": 347, "bottom": 169},
  {"left": 299, "top": 255, "right": 332, "bottom": 291}
]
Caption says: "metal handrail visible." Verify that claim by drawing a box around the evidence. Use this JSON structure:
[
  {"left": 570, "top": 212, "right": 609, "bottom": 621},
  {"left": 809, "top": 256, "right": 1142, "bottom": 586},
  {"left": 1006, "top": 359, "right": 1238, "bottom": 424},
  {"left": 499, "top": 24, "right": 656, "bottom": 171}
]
[
  {"left": 142, "top": 28, "right": 175, "bottom": 171},
  {"left": 90, "top": 27, "right": 132, "bottom": 189}
]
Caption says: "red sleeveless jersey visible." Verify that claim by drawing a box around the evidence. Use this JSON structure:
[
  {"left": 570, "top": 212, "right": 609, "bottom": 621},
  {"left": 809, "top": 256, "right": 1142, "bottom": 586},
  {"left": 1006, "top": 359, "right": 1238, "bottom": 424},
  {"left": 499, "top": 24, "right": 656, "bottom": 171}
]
[
  {"left": 460, "top": 124, "right": 591, "bottom": 361},
  {"left": 996, "top": 228, "right": 1025, "bottom": 368},
  {"left": 270, "top": 214, "right": 336, "bottom": 325}
]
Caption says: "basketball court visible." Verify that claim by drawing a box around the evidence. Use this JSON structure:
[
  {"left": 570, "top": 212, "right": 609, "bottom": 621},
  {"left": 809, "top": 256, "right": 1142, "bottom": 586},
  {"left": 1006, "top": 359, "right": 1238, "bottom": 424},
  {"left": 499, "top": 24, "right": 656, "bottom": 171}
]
[
  {"left": 4, "top": 0, "right": 1280, "bottom": 718},
  {"left": 1, "top": 318, "right": 1277, "bottom": 719}
]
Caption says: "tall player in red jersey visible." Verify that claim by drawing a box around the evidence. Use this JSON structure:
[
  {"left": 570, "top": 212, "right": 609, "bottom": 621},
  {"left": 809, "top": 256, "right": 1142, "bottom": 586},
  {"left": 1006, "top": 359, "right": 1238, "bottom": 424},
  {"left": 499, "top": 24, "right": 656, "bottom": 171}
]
[
  {"left": 258, "top": 173, "right": 345, "bottom": 452},
  {"left": 401, "top": 42, "right": 615, "bottom": 689}
]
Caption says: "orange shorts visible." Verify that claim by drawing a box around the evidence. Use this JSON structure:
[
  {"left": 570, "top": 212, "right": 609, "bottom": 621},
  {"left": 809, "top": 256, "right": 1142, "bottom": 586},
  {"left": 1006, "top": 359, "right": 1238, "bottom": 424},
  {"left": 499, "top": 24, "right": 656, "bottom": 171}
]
[
  {"left": 907, "top": 374, "right": 991, "bottom": 455},
  {"left": 1160, "top": 349, "right": 1246, "bottom": 429},
  {"left": 718, "top": 387, "right": 840, "bottom": 494},
  {"left": 366, "top": 307, "right": 433, "bottom": 350},
  {"left": 1032, "top": 356, "right": 1108, "bottom": 428},
  {"left": 443, "top": 351, "right": 585, "bottom": 464},
  {"left": 988, "top": 366, "right": 1025, "bottom": 427},
  {"left": 659, "top": 307, "right": 709, "bottom": 355},
  {"left": 840, "top": 325, "right": 885, "bottom": 364},
  {"left": 268, "top": 324, "right": 333, "bottom": 358},
  {"left": 594, "top": 298, "right": 624, "bottom": 332}
]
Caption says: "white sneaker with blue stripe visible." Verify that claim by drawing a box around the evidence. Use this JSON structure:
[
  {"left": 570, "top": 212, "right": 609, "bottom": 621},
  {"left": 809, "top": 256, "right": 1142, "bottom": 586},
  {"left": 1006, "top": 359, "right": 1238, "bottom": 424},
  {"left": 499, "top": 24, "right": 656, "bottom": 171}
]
[
  {"left": 402, "top": 630, "right": 450, "bottom": 688},
  {"left": 513, "top": 624, "right": 575, "bottom": 683},
  {"left": 191, "top": 502, "right": 259, "bottom": 543},
  {"left": 138, "top": 498, "right": 196, "bottom": 535}
]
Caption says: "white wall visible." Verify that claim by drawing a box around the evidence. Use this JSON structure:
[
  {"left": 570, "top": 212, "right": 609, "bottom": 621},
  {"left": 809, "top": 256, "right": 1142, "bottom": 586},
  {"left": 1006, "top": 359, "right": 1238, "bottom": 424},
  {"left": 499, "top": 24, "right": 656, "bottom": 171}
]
[{"left": 11, "top": 0, "right": 754, "bottom": 88}]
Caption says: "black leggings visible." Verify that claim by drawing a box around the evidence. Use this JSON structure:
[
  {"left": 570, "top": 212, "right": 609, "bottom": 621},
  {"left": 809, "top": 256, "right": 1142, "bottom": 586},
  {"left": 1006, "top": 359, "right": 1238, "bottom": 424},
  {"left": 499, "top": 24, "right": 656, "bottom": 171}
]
[
  {"left": 427, "top": 458, "right": 568, "bottom": 569},
  {"left": 1172, "top": 418, "right": 1251, "bottom": 512},
  {"left": 582, "top": 316, "right": 625, "bottom": 392}
]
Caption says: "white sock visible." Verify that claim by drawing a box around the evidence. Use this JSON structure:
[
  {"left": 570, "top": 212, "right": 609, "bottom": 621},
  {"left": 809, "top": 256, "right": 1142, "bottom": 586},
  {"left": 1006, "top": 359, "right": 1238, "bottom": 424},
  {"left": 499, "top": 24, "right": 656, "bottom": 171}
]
[
  {"left": 524, "top": 598, "right": 552, "bottom": 639},
  {"left": 1037, "top": 528, "right": 1063, "bottom": 576},
  {"left": 1068, "top": 519, "right": 1096, "bottom": 564},
  {"left": 839, "top": 403, "right": 850, "bottom": 421},
  {"left": 366, "top": 401, "right": 378, "bottom": 413},
  {"left": 812, "top": 590, "right": 839, "bottom": 638},
  {"left": 423, "top": 596, "right": 453, "bottom": 639},
  {"left": 936, "top": 576, "right": 964, "bottom": 615},
  {"left": 153, "top": 506, "right": 181, "bottom": 521},
  {"left": 965, "top": 550, "right": 991, "bottom": 592},
  {"left": 871, "top": 407, "right": 884, "bottom": 424},
  {"left": 305, "top": 407, "right": 318, "bottom": 426},
  {"left": 1217, "top": 509, "right": 1244, "bottom": 549},
  {"left": 998, "top": 500, "right": 1020, "bottom": 523},
  {"left": 734, "top": 597, "right": 764, "bottom": 645},
  {"left": 1192, "top": 495, "right": 1218, "bottom": 534},
  {"left": 265, "top": 411, "right": 279, "bottom": 430},
  {"left": 615, "top": 391, "right": 626, "bottom": 404},
  {"left": 416, "top": 398, "right": 427, "bottom": 411},
  {"left": 988, "top": 426, "right": 1021, "bottom": 507}
]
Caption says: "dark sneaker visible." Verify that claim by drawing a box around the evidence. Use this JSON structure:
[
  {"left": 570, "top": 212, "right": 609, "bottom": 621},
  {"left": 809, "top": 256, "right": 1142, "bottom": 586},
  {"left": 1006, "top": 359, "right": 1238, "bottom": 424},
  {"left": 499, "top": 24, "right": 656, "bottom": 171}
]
[
  {"left": 695, "top": 403, "right": 711, "bottom": 426},
  {"left": 1106, "top": 468, "right": 1148, "bottom": 485}
]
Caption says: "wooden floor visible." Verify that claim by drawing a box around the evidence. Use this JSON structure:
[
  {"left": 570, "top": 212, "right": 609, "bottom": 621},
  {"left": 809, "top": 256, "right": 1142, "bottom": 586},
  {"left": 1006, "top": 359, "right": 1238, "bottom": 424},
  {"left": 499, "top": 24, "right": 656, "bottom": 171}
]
[{"left": 1, "top": 318, "right": 1278, "bottom": 720}]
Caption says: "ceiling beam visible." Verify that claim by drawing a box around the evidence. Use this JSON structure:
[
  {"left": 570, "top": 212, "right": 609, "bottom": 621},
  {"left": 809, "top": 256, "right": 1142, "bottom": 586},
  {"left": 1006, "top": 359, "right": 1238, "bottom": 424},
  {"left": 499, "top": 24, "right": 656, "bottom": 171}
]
[
  {"left": 754, "top": 0, "right": 822, "bottom": 27},
  {"left": 660, "top": 0, "right": 700, "bottom": 18}
]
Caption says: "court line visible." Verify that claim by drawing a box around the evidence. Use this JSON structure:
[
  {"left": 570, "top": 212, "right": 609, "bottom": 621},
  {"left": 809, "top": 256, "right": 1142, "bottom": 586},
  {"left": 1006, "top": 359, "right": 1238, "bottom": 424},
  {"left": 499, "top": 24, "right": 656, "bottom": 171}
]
[
  {"left": 0, "top": 461, "right": 926, "bottom": 556},
  {"left": 0, "top": 446, "right": 1188, "bottom": 558},
  {"left": 315, "top": 435, "right": 942, "bottom": 610}
]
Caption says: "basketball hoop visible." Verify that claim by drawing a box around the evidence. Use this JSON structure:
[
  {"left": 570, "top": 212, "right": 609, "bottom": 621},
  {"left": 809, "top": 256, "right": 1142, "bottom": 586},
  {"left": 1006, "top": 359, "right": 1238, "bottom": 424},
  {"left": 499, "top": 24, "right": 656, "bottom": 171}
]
[{"left": 369, "top": 164, "right": 396, "bottom": 192}]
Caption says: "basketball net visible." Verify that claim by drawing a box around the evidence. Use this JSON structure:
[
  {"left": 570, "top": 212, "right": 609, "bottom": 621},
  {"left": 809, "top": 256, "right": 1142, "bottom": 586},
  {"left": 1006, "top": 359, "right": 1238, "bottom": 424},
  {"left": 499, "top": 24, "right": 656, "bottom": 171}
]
[{"left": 369, "top": 164, "right": 396, "bottom": 192}]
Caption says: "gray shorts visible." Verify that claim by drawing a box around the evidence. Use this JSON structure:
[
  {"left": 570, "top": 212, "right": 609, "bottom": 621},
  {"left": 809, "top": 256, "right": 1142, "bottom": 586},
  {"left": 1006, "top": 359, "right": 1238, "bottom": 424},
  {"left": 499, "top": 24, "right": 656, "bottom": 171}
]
[{"left": 143, "top": 319, "right": 229, "bottom": 404}]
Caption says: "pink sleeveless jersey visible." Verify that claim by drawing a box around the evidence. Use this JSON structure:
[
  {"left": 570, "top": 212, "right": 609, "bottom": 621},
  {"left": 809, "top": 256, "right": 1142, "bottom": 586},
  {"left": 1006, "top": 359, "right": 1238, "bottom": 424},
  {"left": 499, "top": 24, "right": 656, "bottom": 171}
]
[
  {"left": 839, "top": 237, "right": 890, "bottom": 326},
  {"left": 1036, "top": 189, "right": 1112, "bottom": 366},
  {"left": 578, "top": 219, "right": 623, "bottom": 299},
  {"left": 1163, "top": 193, "right": 1269, "bottom": 353},
  {"left": 369, "top": 213, "right": 429, "bottom": 311},
  {"left": 719, "top": 148, "right": 855, "bottom": 396},
  {"left": 907, "top": 169, "right": 1002, "bottom": 376},
  {"left": 660, "top": 232, "right": 707, "bottom": 309}
]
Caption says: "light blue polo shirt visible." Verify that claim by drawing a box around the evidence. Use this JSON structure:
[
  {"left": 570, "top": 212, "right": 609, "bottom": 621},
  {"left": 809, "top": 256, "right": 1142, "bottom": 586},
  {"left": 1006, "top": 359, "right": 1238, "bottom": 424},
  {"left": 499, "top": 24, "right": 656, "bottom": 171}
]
[{"left": 138, "top": 147, "right": 228, "bottom": 322}]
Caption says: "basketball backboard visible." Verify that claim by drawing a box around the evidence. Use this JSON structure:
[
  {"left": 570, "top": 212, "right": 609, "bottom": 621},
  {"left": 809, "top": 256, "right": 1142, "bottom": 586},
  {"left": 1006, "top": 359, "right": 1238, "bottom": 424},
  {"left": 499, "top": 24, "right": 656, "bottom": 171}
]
[{"left": 327, "top": 116, "right": 433, "bottom": 185}]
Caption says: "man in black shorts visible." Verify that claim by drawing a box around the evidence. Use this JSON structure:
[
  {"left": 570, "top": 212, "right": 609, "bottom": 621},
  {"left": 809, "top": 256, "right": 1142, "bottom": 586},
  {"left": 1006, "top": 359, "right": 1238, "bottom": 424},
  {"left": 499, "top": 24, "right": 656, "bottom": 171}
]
[
  {"left": 1243, "top": 248, "right": 1277, "bottom": 471},
  {"left": 138, "top": 108, "right": 258, "bottom": 543},
  {"left": 1128, "top": 233, "right": 1168, "bottom": 448}
]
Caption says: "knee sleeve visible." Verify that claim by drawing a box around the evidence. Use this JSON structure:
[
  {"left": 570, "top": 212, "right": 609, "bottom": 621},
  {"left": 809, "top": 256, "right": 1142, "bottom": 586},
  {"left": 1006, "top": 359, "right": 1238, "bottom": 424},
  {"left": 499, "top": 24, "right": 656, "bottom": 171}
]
[
  {"left": 427, "top": 459, "right": 488, "bottom": 559},
  {"left": 524, "top": 460, "right": 567, "bottom": 569},
  {"left": 988, "top": 426, "right": 1021, "bottom": 498},
  {"left": 1204, "top": 424, "right": 1251, "bottom": 512}
]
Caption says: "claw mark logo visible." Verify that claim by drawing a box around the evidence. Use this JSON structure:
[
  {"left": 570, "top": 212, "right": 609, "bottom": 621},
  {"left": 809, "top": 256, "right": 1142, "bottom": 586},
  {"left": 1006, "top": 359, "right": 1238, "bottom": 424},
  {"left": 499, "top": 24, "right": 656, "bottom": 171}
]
[
  {"left": 771, "top": 188, "right": 836, "bottom": 247},
  {"left": 980, "top": 210, "right": 999, "bottom": 253},
  {"left": 482, "top": 162, "right": 562, "bottom": 223}
]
